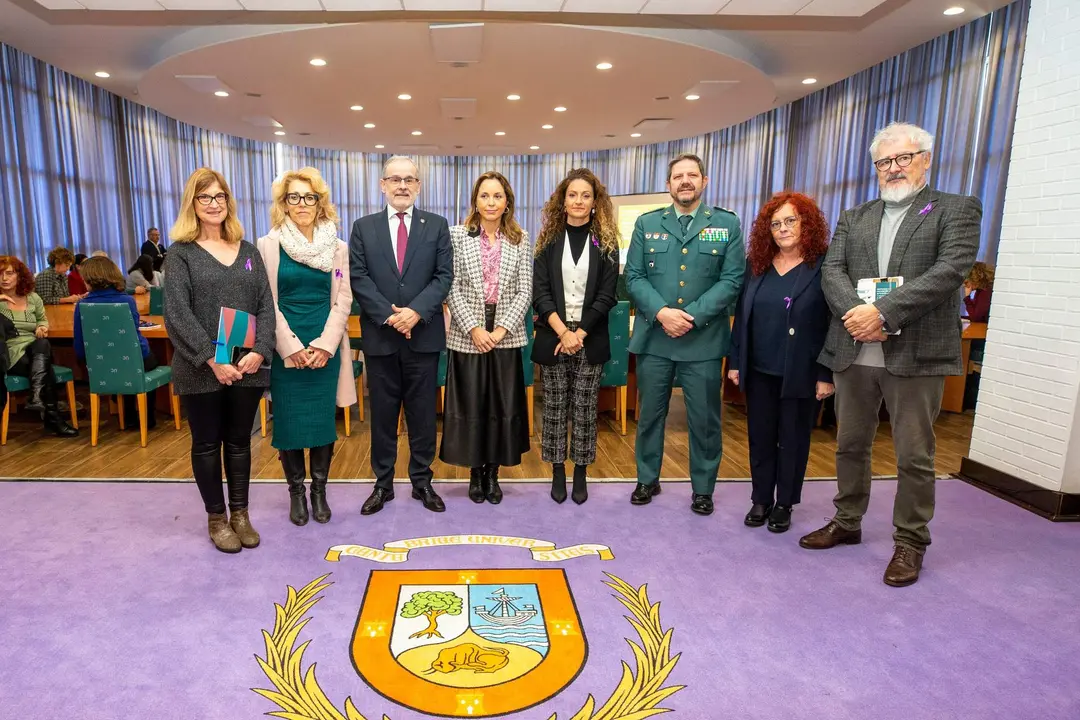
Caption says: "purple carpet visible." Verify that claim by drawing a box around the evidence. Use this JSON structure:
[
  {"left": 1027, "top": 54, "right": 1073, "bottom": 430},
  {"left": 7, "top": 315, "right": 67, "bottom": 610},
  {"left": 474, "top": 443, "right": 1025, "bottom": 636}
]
[{"left": 1, "top": 478, "right": 1078, "bottom": 719}]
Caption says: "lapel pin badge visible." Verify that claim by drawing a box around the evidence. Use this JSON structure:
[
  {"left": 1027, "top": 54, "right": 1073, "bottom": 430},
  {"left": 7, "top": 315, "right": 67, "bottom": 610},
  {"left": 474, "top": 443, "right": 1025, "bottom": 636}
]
[
  {"left": 919, "top": 203, "right": 934, "bottom": 216},
  {"left": 244, "top": 258, "right": 252, "bottom": 271}
]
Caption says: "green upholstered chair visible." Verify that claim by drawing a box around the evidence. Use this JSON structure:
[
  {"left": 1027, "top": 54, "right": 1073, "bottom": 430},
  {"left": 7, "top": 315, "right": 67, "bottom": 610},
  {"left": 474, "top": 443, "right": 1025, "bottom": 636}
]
[
  {"left": 79, "top": 303, "right": 178, "bottom": 447},
  {"left": 523, "top": 311, "right": 536, "bottom": 436},
  {"left": 600, "top": 300, "right": 631, "bottom": 435},
  {"left": 149, "top": 286, "right": 163, "bottom": 316},
  {"left": 1, "top": 365, "right": 78, "bottom": 445}
]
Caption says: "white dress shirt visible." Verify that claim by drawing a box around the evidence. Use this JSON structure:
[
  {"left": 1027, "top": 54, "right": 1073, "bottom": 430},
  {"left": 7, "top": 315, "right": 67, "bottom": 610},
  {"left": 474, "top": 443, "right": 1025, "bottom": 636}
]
[
  {"left": 386, "top": 204, "right": 414, "bottom": 258},
  {"left": 562, "top": 231, "right": 590, "bottom": 323}
]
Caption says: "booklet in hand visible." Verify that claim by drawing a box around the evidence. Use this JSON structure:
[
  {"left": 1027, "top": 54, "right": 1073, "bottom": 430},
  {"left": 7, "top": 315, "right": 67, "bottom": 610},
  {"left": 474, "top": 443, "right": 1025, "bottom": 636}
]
[{"left": 215, "top": 307, "right": 256, "bottom": 365}]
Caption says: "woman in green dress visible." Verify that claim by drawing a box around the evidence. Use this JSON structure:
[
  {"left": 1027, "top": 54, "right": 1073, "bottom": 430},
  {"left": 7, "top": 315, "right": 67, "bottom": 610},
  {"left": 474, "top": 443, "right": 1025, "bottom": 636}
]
[{"left": 257, "top": 168, "right": 356, "bottom": 525}]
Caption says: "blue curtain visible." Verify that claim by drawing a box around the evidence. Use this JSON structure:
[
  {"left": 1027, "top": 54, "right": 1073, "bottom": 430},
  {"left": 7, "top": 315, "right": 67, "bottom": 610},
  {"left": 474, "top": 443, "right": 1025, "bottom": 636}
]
[{"left": 0, "top": 0, "right": 1027, "bottom": 270}]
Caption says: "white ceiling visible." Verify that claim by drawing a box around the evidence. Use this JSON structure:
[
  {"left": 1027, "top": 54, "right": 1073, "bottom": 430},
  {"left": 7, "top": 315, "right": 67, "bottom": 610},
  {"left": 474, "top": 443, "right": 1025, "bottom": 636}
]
[{"left": 0, "top": 0, "right": 1013, "bottom": 155}]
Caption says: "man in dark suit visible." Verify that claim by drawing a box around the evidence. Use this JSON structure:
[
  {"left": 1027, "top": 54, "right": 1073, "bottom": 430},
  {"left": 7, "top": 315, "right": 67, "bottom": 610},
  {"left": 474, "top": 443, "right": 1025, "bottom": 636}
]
[
  {"left": 800, "top": 122, "right": 981, "bottom": 587},
  {"left": 140, "top": 228, "right": 166, "bottom": 271},
  {"left": 350, "top": 156, "right": 453, "bottom": 514}
]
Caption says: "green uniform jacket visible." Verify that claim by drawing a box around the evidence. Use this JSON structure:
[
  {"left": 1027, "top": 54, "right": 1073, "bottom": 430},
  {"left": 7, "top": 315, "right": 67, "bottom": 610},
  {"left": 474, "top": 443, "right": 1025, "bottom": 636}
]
[{"left": 625, "top": 203, "right": 745, "bottom": 361}]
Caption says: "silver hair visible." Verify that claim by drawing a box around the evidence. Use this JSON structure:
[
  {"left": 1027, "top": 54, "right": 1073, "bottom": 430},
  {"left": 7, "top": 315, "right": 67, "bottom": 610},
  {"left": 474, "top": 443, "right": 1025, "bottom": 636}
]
[
  {"left": 382, "top": 155, "right": 419, "bottom": 178},
  {"left": 869, "top": 122, "right": 934, "bottom": 159}
]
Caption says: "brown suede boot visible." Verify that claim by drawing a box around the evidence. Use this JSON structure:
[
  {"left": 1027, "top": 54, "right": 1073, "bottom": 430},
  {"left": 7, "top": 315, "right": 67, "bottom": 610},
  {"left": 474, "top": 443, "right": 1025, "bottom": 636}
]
[
  {"left": 229, "top": 508, "right": 261, "bottom": 549},
  {"left": 208, "top": 513, "right": 242, "bottom": 554}
]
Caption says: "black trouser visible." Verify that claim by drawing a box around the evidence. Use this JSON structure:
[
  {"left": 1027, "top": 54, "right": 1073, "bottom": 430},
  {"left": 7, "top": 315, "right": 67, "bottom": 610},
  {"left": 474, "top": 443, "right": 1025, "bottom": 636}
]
[
  {"left": 9, "top": 338, "right": 60, "bottom": 405},
  {"left": 744, "top": 368, "right": 819, "bottom": 507},
  {"left": 365, "top": 347, "right": 439, "bottom": 491},
  {"left": 122, "top": 355, "right": 159, "bottom": 428},
  {"left": 183, "top": 386, "right": 265, "bottom": 514}
]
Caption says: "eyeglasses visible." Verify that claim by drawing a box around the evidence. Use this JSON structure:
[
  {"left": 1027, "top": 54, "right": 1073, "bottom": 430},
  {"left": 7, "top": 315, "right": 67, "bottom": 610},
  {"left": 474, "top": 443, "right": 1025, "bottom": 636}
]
[
  {"left": 770, "top": 217, "right": 799, "bottom": 231},
  {"left": 873, "top": 150, "right": 928, "bottom": 172},
  {"left": 285, "top": 192, "right": 320, "bottom": 206},
  {"left": 383, "top": 176, "right": 419, "bottom": 187},
  {"left": 195, "top": 193, "right": 229, "bottom": 206}
]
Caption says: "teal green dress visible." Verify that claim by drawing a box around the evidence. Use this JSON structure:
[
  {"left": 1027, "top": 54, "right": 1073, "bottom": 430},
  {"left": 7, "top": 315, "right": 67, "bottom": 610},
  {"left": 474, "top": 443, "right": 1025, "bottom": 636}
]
[{"left": 270, "top": 248, "right": 340, "bottom": 450}]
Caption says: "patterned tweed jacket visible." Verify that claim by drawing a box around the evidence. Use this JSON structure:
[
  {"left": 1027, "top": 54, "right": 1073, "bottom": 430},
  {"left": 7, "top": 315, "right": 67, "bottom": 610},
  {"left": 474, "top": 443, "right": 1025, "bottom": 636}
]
[{"left": 445, "top": 224, "right": 533, "bottom": 354}]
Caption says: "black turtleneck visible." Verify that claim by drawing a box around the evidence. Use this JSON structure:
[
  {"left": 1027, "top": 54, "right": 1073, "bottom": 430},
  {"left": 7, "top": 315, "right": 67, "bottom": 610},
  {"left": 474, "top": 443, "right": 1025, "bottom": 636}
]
[{"left": 566, "top": 219, "right": 592, "bottom": 264}]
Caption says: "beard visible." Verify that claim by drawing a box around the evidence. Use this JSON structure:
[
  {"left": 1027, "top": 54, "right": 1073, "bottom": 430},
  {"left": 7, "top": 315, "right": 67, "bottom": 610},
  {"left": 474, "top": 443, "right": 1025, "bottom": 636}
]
[
  {"left": 671, "top": 186, "right": 702, "bottom": 207},
  {"left": 880, "top": 178, "right": 922, "bottom": 204}
]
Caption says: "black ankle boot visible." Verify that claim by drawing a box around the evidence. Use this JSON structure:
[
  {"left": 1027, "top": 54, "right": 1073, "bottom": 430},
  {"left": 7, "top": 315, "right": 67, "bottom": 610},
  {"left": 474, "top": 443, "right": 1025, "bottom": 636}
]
[
  {"left": 571, "top": 464, "right": 588, "bottom": 504},
  {"left": 309, "top": 443, "right": 333, "bottom": 524},
  {"left": 43, "top": 409, "right": 78, "bottom": 437},
  {"left": 484, "top": 463, "right": 503, "bottom": 504},
  {"left": 550, "top": 463, "right": 567, "bottom": 504},
  {"left": 280, "top": 449, "right": 308, "bottom": 526},
  {"left": 468, "top": 467, "right": 485, "bottom": 503}
]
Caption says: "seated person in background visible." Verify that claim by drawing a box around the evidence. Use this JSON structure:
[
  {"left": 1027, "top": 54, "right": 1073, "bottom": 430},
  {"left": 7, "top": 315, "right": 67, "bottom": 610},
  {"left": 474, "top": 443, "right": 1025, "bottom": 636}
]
[
  {"left": 34, "top": 247, "right": 84, "bottom": 305},
  {"left": 963, "top": 261, "right": 993, "bottom": 323},
  {"left": 75, "top": 256, "right": 158, "bottom": 429},
  {"left": 67, "top": 253, "right": 89, "bottom": 295},
  {"left": 125, "top": 254, "right": 163, "bottom": 295},
  {"left": 91, "top": 250, "right": 108, "bottom": 258},
  {"left": 0, "top": 312, "right": 15, "bottom": 415},
  {"left": 0, "top": 255, "right": 78, "bottom": 437}
]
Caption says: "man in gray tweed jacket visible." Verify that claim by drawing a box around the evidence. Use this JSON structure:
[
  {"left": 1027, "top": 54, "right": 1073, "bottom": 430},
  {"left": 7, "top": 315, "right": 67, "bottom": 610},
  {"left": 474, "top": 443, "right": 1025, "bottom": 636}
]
[{"left": 799, "top": 122, "right": 981, "bottom": 587}]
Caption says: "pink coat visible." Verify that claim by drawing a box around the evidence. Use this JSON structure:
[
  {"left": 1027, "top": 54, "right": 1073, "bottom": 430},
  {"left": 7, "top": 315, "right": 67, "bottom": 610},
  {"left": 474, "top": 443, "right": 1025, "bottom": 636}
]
[{"left": 256, "top": 232, "right": 357, "bottom": 408}]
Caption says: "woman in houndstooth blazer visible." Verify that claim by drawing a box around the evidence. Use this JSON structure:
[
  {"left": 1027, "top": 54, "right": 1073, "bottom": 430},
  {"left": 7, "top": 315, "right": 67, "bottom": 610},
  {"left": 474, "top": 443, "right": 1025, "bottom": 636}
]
[{"left": 439, "top": 171, "right": 533, "bottom": 504}]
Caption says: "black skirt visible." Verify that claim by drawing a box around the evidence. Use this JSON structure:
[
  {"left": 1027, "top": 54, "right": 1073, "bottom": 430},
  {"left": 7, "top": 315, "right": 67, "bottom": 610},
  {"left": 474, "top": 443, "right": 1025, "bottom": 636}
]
[{"left": 439, "top": 304, "right": 530, "bottom": 468}]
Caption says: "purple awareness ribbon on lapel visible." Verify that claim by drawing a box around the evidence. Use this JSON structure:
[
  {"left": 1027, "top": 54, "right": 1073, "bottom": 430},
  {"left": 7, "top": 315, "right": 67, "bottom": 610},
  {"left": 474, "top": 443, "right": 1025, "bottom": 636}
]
[
  {"left": 919, "top": 202, "right": 934, "bottom": 216},
  {"left": 244, "top": 258, "right": 252, "bottom": 271},
  {"left": 335, "top": 268, "right": 343, "bottom": 279},
  {"left": 784, "top": 297, "right": 793, "bottom": 310}
]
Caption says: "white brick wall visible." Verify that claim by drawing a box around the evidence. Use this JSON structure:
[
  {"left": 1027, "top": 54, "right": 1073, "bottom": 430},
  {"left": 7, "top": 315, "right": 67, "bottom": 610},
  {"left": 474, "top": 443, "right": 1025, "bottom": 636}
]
[{"left": 969, "top": 0, "right": 1080, "bottom": 493}]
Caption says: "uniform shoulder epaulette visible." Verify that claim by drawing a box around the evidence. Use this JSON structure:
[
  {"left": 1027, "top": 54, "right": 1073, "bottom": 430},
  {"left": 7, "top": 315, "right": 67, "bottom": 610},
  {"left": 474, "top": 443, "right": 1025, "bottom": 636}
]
[
  {"left": 642, "top": 206, "right": 666, "bottom": 217},
  {"left": 712, "top": 205, "right": 739, "bottom": 218}
]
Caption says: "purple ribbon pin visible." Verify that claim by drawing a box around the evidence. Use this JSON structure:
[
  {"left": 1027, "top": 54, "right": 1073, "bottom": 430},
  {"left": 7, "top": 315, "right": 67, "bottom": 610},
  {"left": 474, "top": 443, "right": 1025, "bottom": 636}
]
[
  {"left": 784, "top": 296, "right": 793, "bottom": 309},
  {"left": 591, "top": 236, "right": 600, "bottom": 248},
  {"left": 335, "top": 268, "right": 343, "bottom": 279},
  {"left": 244, "top": 258, "right": 252, "bottom": 271},
  {"left": 919, "top": 202, "right": 933, "bottom": 216}
]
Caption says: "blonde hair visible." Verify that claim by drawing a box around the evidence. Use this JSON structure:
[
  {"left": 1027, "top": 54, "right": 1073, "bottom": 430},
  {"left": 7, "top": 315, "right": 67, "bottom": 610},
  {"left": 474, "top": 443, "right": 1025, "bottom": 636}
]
[
  {"left": 270, "top": 167, "right": 340, "bottom": 229},
  {"left": 169, "top": 168, "right": 244, "bottom": 244},
  {"left": 463, "top": 171, "right": 524, "bottom": 245}
]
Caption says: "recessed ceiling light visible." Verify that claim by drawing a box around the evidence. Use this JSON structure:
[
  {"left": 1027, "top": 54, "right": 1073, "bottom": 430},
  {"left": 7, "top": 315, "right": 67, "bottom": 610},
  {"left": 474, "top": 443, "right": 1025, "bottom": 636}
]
[
  {"left": 350, "top": 105, "right": 364, "bottom": 111},
  {"left": 375, "top": 144, "right": 385, "bottom": 149},
  {"left": 529, "top": 145, "right": 540, "bottom": 150},
  {"left": 274, "top": 131, "right": 286, "bottom": 136},
  {"left": 542, "top": 124, "right": 553, "bottom": 130},
  {"left": 685, "top": 94, "right": 700, "bottom": 101},
  {"left": 94, "top": 71, "right": 110, "bottom": 79},
  {"left": 411, "top": 130, "right": 423, "bottom": 136},
  {"left": 214, "top": 91, "right": 229, "bottom": 97},
  {"left": 554, "top": 106, "right": 567, "bottom": 112},
  {"left": 364, "top": 123, "right": 376, "bottom": 129},
  {"left": 802, "top": 78, "right": 818, "bottom": 85},
  {"left": 630, "top": 133, "right": 642, "bottom": 138},
  {"left": 507, "top": 94, "right": 521, "bottom": 101},
  {"left": 596, "top": 62, "right": 613, "bottom": 70},
  {"left": 495, "top": 131, "right": 506, "bottom": 136},
  {"left": 943, "top": 6, "right": 965, "bottom": 15},
  {"left": 309, "top": 58, "right": 327, "bottom": 67},
  {"left": 398, "top": 94, "right": 412, "bottom": 100}
]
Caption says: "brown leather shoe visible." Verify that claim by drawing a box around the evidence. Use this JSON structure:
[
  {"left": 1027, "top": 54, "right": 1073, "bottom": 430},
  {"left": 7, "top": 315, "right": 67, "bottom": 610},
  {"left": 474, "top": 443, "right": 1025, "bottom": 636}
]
[
  {"left": 884, "top": 545, "right": 923, "bottom": 587},
  {"left": 208, "top": 512, "right": 242, "bottom": 554},
  {"left": 798, "top": 520, "right": 862, "bottom": 549},
  {"left": 229, "top": 508, "right": 261, "bottom": 549}
]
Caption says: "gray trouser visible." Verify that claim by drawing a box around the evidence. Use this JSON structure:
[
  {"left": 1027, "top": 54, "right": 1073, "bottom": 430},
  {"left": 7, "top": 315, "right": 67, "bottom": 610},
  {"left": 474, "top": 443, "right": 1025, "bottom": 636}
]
[{"left": 832, "top": 365, "right": 944, "bottom": 552}]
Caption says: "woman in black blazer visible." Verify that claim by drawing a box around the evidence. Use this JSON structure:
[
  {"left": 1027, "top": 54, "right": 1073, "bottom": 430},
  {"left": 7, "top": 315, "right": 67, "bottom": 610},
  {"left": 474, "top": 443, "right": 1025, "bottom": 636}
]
[
  {"left": 533, "top": 168, "right": 619, "bottom": 504},
  {"left": 727, "top": 192, "right": 833, "bottom": 533}
]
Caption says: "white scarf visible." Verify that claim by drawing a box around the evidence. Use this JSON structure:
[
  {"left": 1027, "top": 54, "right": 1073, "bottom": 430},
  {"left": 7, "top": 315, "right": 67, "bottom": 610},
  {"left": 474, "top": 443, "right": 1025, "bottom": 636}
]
[{"left": 274, "top": 217, "right": 338, "bottom": 272}]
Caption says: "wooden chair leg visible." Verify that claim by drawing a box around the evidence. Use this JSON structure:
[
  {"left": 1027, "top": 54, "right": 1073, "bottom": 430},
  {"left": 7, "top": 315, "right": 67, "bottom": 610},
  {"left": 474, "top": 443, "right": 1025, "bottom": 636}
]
[
  {"left": 357, "top": 372, "right": 365, "bottom": 422},
  {"left": 1, "top": 392, "right": 10, "bottom": 446},
  {"left": 260, "top": 397, "right": 267, "bottom": 438},
  {"left": 170, "top": 384, "right": 181, "bottom": 430},
  {"left": 438, "top": 386, "right": 445, "bottom": 415},
  {"left": 344, "top": 404, "right": 351, "bottom": 437},
  {"left": 117, "top": 395, "right": 125, "bottom": 430},
  {"left": 397, "top": 407, "right": 405, "bottom": 435},
  {"left": 137, "top": 393, "right": 148, "bottom": 448},
  {"left": 527, "top": 385, "right": 535, "bottom": 436},
  {"left": 90, "top": 394, "right": 100, "bottom": 447},
  {"left": 619, "top": 385, "right": 627, "bottom": 436},
  {"left": 66, "top": 381, "right": 78, "bottom": 429}
]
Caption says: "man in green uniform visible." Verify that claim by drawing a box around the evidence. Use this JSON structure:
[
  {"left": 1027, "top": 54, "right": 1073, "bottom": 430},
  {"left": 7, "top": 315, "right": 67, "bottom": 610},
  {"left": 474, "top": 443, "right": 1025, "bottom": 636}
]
[{"left": 624, "top": 153, "right": 745, "bottom": 515}]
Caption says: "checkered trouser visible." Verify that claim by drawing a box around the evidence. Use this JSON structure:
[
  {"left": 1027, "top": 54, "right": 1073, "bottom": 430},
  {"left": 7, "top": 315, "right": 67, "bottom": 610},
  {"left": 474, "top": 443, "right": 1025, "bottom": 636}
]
[{"left": 540, "top": 336, "right": 604, "bottom": 466}]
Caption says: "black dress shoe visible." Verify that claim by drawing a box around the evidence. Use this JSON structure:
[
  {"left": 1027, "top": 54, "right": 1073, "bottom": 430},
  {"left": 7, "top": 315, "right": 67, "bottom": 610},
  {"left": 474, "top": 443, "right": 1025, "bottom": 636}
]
[
  {"left": 767, "top": 505, "right": 792, "bottom": 533},
  {"left": 744, "top": 503, "right": 773, "bottom": 527},
  {"left": 412, "top": 485, "right": 446, "bottom": 512},
  {"left": 690, "top": 494, "right": 714, "bottom": 516},
  {"left": 360, "top": 487, "right": 395, "bottom": 516},
  {"left": 630, "top": 482, "right": 661, "bottom": 505}
]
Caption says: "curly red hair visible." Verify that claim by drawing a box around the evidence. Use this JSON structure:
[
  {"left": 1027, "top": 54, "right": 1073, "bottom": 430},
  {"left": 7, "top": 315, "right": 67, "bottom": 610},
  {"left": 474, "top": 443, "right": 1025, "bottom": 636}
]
[
  {"left": 0, "top": 255, "right": 35, "bottom": 296},
  {"left": 747, "top": 192, "right": 830, "bottom": 277}
]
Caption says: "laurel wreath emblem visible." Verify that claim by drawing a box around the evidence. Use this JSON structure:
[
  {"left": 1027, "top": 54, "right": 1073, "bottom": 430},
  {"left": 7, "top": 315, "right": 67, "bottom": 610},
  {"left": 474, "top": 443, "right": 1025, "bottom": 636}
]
[{"left": 253, "top": 572, "right": 683, "bottom": 720}]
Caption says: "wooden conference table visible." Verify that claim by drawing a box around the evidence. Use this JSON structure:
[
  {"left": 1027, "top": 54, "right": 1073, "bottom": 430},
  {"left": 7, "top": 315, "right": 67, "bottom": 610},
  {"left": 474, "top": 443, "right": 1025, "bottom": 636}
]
[{"left": 43, "top": 297, "right": 987, "bottom": 415}]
